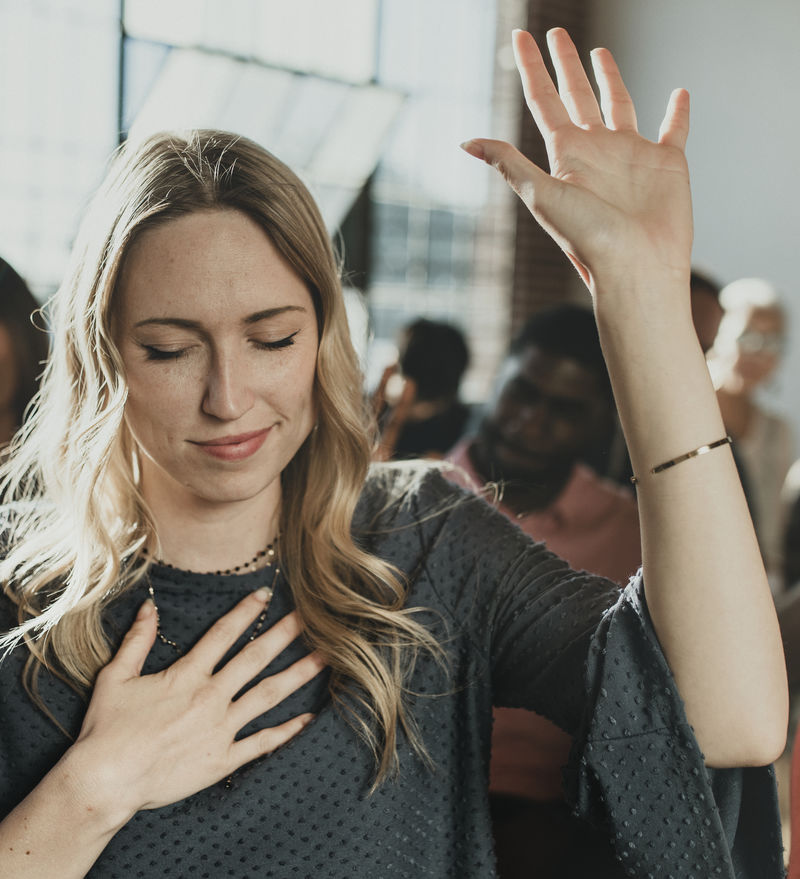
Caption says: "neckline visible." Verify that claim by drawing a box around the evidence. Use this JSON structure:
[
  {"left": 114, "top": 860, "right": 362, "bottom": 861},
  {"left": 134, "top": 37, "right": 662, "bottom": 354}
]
[{"left": 145, "top": 560, "right": 282, "bottom": 592}]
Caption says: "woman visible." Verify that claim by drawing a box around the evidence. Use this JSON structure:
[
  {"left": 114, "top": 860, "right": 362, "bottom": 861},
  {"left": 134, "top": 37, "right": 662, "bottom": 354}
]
[
  {"left": 0, "top": 257, "right": 49, "bottom": 444},
  {"left": 0, "top": 29, "right": 787, "bottom": 878},
  {"left": 709, "top": 277, "right": 792, "bottom": 584}
]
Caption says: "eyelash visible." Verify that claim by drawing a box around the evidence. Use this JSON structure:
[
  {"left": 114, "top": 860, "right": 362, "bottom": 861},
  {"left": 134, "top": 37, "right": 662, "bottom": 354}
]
[{"left": 141, "top": 332, "right": 298, "bottom": 361}]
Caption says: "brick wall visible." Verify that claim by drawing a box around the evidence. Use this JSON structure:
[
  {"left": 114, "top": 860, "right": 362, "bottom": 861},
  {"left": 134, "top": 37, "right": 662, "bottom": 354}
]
[{"left": 511, "top": 0, "right": 589, "bottom": 335}]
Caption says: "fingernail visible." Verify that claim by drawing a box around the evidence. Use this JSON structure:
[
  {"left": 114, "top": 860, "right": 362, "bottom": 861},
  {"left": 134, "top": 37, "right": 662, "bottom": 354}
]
[
  {"left": 460, "top": 140, "right": 485, "bottom": 161},
  {"left": 137, "top": 598, "right": 155, "bottom": 620},
  {"left": 252, "top": 587, "right": 271, "bottom": 602}
]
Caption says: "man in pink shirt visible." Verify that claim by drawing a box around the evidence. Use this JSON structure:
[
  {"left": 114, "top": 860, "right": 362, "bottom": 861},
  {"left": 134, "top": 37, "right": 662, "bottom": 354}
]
[{"left": 446, "top": 304, "right": 641, "bottom": 877}]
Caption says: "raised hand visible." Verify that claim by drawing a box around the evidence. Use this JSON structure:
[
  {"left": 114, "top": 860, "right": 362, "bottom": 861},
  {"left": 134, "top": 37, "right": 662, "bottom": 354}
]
[
  {"left": 463, "top": 29, "right": 789, "bottom": 774},
  {"left": 70, "top": 593, "right": 323, "bottom": 821},
  {"left": 462, "top": 28, "right": 692, "bottom": 294}
]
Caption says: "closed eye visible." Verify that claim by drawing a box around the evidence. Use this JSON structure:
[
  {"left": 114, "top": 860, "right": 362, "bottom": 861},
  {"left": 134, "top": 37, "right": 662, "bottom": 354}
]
[
  {"left": 141, "top": 345, "right": 189, "bottom": 361},
  {"left": 252, "top": 331, "right": 298, "bottom": 351}
]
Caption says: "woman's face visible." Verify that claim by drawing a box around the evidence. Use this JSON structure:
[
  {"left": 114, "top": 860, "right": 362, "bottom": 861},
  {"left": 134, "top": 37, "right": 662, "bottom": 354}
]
[{"left": 115, "top": 209, "right": 319, "bottom": 514}]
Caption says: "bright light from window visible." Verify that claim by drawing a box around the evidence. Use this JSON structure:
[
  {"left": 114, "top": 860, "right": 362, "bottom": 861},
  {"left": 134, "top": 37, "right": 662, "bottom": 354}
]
[
  {"left": 127, "top": 49, "right": 402, "bottom": 230},
  {"left": 0, "top": 0, "right": 119, "bottom": 294},
  {"left": 125, "top": 0, "right": 379, "bottom": 84}
]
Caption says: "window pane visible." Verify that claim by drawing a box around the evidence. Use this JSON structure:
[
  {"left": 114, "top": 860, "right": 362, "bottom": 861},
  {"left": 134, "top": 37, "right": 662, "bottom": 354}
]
[
  {"left": 125, "top": 0, "right": 378, "bottom": 84},
  {"left": 0, "top": 1, "right": 119, "bottom": 294}
]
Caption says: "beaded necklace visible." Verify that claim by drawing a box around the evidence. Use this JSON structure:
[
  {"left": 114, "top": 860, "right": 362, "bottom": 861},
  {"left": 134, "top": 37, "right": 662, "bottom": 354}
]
[
  {"left": 142, "top": 541, "right": 277, "bottom": 576},
  {"left": 141, "top": 541, "right": 282, "bottom": 789},
  {"left": 143, "top": 540, "right": 280, "bottom": 655}
]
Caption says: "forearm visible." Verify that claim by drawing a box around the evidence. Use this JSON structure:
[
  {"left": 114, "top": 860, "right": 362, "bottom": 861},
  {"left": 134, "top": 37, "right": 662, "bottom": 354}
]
[
  {"left": 0, "top": 744, "right": 131, "bottom": 878},
  {"left": 596, "top": 276, "right": 788, "bottom": 766}
]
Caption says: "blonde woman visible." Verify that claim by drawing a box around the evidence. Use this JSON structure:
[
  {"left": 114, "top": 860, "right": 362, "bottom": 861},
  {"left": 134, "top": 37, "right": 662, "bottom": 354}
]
[{"left": 0, "top": 29, "right": 787, "bottom": 878}]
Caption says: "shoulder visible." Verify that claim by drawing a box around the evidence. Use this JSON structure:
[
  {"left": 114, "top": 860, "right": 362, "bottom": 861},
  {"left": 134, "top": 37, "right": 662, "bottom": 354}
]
[
  {"left": 354, "top": 460, "right": 536, "bottom": 570},
  {"left": 571, "top": 465, "right": 637, "bottom": 518},
  {"left": 356, "top": 460, "right": 477, "bottom": 528}
]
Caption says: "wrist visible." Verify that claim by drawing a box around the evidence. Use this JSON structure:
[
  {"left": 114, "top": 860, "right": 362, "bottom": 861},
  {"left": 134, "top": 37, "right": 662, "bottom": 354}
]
[{"left": 56, "top": 741, "right": 139, "bottom": 835}]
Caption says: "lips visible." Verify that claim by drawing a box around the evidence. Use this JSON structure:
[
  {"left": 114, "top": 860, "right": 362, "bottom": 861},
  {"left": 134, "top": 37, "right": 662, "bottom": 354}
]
[{"left": 191, "top": 428, "right": 271, "bottom": 462}]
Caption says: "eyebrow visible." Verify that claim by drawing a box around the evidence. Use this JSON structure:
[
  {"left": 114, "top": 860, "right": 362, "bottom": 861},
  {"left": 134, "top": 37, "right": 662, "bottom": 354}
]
[{"left": 133, "top": 305, "right": 307, "bottom": 330}]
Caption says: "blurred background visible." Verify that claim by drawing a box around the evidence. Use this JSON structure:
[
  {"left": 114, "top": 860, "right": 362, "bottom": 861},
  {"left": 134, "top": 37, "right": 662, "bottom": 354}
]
[{"left": 1, "top": 0, "right": 799, "bottom": 419}]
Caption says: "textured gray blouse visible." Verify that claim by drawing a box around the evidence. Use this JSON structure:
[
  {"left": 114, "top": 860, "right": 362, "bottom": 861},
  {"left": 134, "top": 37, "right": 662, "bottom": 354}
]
[{"left": 0, "top": 463, "right": 784, "bottom": 877}]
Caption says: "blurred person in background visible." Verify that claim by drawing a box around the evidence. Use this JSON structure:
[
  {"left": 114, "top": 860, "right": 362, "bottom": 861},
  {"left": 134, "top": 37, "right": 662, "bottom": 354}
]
[
  {"left": 374, "top": 318, "right": 470, "bottom": 460},
  {"left": 709, "top": 278, "right": 792, "bottom": 586},
  {"left": 0, "top": 257, "right": 49, "bottom": 445},
  {"left": 446, "top": 303, "right": 640, "bottom": 877}
]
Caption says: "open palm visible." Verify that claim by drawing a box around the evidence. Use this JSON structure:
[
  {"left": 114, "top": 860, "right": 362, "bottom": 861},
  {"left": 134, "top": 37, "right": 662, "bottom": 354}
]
[{"left": 464, "top": 28, "right": 693, "bottom": 294}]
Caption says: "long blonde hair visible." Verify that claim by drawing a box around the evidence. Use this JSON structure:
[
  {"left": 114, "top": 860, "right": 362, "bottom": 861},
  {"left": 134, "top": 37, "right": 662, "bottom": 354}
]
[{"left": 0, "top": 130, "right": 441, "bottom": 784}]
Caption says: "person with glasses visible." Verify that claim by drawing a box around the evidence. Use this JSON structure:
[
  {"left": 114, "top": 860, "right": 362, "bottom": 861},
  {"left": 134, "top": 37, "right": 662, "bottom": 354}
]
[{"left": 710, "top": 278, "right": 791, "bottom": 587}]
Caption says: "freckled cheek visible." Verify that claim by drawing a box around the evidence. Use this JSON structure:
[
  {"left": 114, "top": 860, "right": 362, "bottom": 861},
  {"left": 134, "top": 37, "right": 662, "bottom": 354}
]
[
  {"left": 267, "top": 357, "right": 318, "bottom": 423},
  {"left": 127, "top": 373, "right": 190, "bottom": 415},
  {"left": 124, "top": 370, "right": 193, "bottom": 448}
]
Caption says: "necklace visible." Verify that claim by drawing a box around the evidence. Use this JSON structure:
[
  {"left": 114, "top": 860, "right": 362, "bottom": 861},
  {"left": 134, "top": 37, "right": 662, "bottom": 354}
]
[
  {"left": 144, "top": 539, "right": 280, "bottom": 654},
  {"left": 144, "top": 550, "right": 281, "bottom": 790},
  {"left": 142, "top": 540, "right": 277, "bottom": 576}
]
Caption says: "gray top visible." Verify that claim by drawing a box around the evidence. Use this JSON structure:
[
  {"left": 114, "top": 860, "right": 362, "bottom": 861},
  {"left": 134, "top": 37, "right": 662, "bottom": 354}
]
[{"left": 0, "top": 463, "right": 784, "bottom": 877}]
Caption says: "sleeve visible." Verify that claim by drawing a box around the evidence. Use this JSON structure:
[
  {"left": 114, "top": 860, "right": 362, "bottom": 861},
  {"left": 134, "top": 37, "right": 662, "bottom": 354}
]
[
  {"left": 386, "top": 465, "right": 624, "bottom": 733},
  {"left": 359, "top": 463, "right": 622, "bottom": 733},
  {"left": 393, "top": 467, "right": 784, "bottom": 875},
  {"left": 564, "top": 576, "right": 784, "bottom": 878}
]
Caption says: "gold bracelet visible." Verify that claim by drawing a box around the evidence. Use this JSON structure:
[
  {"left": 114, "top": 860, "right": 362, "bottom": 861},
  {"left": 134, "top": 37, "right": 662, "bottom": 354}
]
[{"left": 630, "top": 436, "right": 732, "bottom": 485}]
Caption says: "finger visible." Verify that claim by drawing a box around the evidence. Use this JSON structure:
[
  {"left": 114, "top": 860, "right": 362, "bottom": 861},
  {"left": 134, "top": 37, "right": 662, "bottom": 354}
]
[
  {"left": 105, "top": 600, "right": 157, "bottom": 679},
  {"left": 213, "top": 610, "right": 303, "bottom": 690},
  {"left": 185, "top": 588, "right": 276, "bottom": 674},
  {"left": 398, "top": 376, "right": 417, "bottom": 409},
  {"left": 545, "top": 28, "right": 603, "bottom": 129},
  {"left": 378, "top": 377, "right": 416, "bottom": 460},
  {"left": 511, "top": 29, "right": 571, "bottom": 135},
  {"left": 231, "top": 712, "right": 315, "bottom": 767},
  {"left": 589, "top": 48, "right": 637, "bottom": 132},
  {"left": 658, "top": 88, "right": 690, "bottom": 149},
  {"left": 462, "top": 138, "right": 587, "bottom": 267},
  {"left": 371, "top": 363, "right": 396, "bottom": 416},
  {"left": 228, "top": 652, "right": 326, "bottom": 729}
]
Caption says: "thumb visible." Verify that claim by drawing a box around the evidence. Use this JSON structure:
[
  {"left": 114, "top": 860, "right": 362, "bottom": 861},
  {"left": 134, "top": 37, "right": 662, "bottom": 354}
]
[
  {"left": 461, "top": 137, "right": 592, "bottom": 272},
  {"left": 460, "top": 138, "right": 556, "bottom": 216},
  {"left": 110, "top": 599, "right": 158, "bottom": 678}
]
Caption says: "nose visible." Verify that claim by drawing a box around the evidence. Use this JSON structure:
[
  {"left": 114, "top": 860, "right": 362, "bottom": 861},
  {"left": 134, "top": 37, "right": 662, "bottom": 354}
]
[{"left": 201, "top": 350, "right": 254, "bottom": 421}]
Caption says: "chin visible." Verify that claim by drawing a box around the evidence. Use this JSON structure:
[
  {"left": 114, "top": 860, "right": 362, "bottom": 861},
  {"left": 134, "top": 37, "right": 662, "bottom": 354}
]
[
  {"left": 179, "top": 463, "right": 282, "bottom": 503},
  {"left": 196, "top": 482, "right": 278, "bottom": 507}
]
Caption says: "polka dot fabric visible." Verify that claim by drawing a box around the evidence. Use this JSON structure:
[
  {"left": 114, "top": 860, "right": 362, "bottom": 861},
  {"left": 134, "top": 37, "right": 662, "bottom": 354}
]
[{"left": 0, "top": 463, "right": 784, "bottom": 876}]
